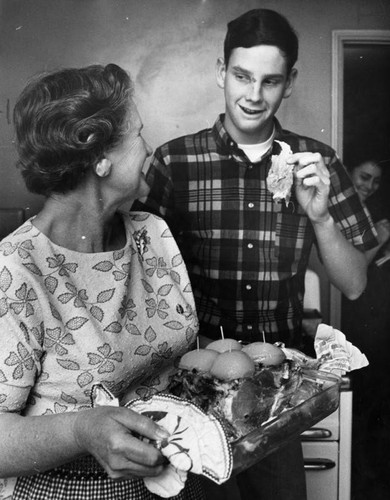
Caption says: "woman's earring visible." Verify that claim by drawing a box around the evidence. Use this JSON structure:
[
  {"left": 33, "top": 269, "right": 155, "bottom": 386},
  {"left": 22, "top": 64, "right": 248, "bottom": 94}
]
[{"left": 95, "top": 159, "right": 112, "bottom": 177}]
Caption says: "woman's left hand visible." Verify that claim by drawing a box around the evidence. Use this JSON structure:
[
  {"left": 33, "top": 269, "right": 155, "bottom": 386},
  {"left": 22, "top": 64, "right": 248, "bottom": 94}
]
[{"left": 288, "top": 152, "right": 331, "bottom": 223}]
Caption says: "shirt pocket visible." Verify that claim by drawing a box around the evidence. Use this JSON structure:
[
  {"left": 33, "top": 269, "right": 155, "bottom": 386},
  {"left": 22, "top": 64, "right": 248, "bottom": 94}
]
[{"left": 273, "top": 209, "right": 314, "bottom": 271}]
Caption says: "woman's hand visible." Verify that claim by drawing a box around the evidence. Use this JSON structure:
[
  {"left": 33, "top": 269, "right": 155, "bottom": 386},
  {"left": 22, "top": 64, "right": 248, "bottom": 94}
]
[
  {"left": 288, "top": 152, "right": 331, "bottom": 223},
  {"left": 73, "top": 406, "right": 170, "bottom": 480},
  {"left": 374, "top": 219, "right": 390, "bottom": 245}
]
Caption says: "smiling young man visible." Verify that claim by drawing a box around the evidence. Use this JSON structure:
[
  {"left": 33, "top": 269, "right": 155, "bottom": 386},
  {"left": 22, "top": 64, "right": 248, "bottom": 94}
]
[
  {"left": 133, "top": 9, "right": 378, "bottom": 499},
  {"left": 216, "top": 44, "right": 296, "bottom": 145}
]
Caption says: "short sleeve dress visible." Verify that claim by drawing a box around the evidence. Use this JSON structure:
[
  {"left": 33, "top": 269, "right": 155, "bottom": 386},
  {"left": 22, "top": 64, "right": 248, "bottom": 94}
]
[{"left": 0, "top": 211, "right": 204, "bottom": 500}]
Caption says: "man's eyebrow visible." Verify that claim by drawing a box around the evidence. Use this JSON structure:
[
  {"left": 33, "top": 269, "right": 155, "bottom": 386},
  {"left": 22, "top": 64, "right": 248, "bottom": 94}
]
[
  {"left": 231, "top": 65, "right": 284, "bottom": 79},
  {"left": 231, "top": 65, "right": 252, "bottom": 75}
]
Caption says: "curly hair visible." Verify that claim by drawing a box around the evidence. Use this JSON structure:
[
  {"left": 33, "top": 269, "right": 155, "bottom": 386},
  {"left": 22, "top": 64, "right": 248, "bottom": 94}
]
[
  {"left": 13, "top": 63, "right": 133, "bottom": 196},
  {"left": 224, "top": 9, "right": 299, "bottom": 73}
]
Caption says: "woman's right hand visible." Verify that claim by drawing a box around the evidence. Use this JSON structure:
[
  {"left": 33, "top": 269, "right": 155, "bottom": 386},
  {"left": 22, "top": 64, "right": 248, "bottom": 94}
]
[
  {"left": 73, "top": 406, "right": 170, "bottom": 480},
  {"left": 374, "top": 219, "right": 390, "bottom": 245}
]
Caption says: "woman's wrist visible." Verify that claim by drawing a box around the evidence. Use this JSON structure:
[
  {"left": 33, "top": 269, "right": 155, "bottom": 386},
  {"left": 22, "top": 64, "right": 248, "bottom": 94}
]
[{"left": 72, "top": 411, "right": 89, "bottom": 456}]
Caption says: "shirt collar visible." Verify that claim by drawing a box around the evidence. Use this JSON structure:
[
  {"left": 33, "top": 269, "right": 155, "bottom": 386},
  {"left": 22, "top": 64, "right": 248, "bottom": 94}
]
[
  {"left": 213, "top": 114, "right": 233, "bottom": 154},
  {"left": 212, "top": 114, "right": 284, "bottom": 158}
]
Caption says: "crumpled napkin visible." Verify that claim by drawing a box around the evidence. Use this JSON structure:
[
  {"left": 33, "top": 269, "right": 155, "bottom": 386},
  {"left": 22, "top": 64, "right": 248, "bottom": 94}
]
[
  {"left": 314, "top": 323, "right": 369, "bottom": 376},
  {"left": 266, "top": 140, "right": 294, "bottom": 205}
]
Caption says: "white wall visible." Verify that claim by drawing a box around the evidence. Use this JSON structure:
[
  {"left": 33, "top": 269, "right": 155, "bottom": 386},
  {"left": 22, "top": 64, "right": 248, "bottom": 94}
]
[
  {"left": 1, "top": 0, "right": 390, "bottom": 216},
  {"left": 1, "top": 0, "right": 389, "bottom": 320}
]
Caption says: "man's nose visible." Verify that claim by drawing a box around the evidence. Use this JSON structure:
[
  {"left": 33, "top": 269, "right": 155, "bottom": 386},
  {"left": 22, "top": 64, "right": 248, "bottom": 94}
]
[{"left": 246, "top": 82, "right": 262, "bottom": 102}]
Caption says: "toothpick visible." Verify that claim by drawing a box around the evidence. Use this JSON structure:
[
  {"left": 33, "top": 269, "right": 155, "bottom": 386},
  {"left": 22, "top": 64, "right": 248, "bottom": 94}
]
[
  {"left": 220, "top": 326, "right": 224, "bottom": 340},
  {"left": 196, "top": 337, "right": 200, "bottom": 351},
  {"left": 262, "top": 330, "right": 266, "bottom": 343}
]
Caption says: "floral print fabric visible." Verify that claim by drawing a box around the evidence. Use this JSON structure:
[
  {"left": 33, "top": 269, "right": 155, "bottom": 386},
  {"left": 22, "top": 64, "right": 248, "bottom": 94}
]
[{"left": 0, "top": 211, "right": 198, "bottom": 499}]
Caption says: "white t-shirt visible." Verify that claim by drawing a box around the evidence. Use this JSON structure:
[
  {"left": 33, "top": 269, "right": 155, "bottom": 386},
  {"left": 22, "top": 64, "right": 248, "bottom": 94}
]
[{"left": 238, "top": 128, "right": 275, "bottom": 163}]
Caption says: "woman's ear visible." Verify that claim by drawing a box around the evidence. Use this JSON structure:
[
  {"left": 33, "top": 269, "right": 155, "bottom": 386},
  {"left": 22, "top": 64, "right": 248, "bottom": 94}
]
[
  {"left": 216, "top": 57, "right": 227, "bottom": 89},
  {"left": 95, "top": 158, "right": 112, "bottom": 178}
]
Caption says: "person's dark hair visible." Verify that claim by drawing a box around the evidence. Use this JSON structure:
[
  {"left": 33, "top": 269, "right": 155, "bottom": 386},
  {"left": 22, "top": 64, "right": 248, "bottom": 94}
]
[
  {"left": 347, "top": 158, "right": 385, "bottom": 174},
  {"left": 224, "top": 9, "right": 299, "bottom": 72},
  {"left": 13, "top": 63, "right": 133, "bottom": 196}
]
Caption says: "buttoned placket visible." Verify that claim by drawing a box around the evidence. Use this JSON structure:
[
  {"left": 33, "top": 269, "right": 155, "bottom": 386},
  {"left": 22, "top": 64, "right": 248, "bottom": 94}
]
[
  {"left": 227, "top": 139, "right": 261, "bottom": 335},
  {"left": 242, "top": 156, "right": 263, "bottom": 335}
]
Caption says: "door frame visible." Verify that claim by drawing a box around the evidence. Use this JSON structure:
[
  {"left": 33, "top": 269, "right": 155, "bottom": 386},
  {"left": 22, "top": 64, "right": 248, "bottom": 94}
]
[{"left": 330, "top": 29, "right": 390, "bottom": 328}]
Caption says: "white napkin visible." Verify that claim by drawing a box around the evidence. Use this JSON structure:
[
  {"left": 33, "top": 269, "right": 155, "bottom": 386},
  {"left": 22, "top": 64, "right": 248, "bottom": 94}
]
[
  {"left": 314, "top": 323, "right": 369, "bottom": 376},
  {"left": 267, "top": 140, "right": 294, "bottom": 205}
]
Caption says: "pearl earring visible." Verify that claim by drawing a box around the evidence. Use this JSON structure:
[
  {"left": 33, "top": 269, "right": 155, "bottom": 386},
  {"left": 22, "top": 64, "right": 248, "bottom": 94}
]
[{"left": 95, "top": 159, "right": 112, "bottom": 177}]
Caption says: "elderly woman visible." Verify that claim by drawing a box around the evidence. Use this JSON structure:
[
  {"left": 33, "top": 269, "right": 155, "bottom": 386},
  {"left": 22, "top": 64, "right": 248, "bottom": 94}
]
[{"left": 0, "top": 64, "right": 203, "bottom": 499}]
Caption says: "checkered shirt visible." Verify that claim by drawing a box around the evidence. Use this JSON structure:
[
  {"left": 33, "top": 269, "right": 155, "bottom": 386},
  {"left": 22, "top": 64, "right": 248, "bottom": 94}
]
[{"left": 134, "top": 115, "right": 377, "bottom": 346}]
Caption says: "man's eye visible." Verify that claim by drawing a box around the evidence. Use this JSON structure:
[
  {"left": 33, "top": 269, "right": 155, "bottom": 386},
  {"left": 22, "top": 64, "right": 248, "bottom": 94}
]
[{"left": 235, "top": 73, "right": 250, "bottom": 82}]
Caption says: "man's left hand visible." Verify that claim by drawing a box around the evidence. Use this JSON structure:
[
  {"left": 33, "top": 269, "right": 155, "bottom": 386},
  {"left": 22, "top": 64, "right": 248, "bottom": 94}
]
[{"left": 288, "top": 152, "right": 331, "bottom": 223}]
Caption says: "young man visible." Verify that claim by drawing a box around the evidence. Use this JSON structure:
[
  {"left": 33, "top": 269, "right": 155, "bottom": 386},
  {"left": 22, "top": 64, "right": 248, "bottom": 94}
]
[{"left": 133, "top": 8, "right": 377, "bottom": 500}]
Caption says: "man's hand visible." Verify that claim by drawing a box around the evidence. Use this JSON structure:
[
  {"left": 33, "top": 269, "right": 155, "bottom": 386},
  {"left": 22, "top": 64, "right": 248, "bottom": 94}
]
[
  {"left": 288, "top": 152, "right": 331, "bottom": 223},
  {"left": 286, "top": 153, "right": 368, "bottom": 299}
]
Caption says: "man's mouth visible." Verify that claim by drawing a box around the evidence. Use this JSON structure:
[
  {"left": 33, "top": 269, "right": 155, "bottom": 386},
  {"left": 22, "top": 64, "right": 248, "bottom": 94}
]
[{"left": 239, "top": 105, "right": 262, "bottom": 115}]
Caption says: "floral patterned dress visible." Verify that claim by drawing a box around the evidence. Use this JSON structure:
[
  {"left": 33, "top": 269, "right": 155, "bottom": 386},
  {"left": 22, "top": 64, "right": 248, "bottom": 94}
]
[{"left": 0, "top": 211, "right": 203, "bottom": 499}]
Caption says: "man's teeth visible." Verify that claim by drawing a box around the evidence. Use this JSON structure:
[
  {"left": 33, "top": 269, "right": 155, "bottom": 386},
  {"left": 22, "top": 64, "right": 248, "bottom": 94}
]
[{"left": 241, "top": 107, "right": 260, "bottom": 115}]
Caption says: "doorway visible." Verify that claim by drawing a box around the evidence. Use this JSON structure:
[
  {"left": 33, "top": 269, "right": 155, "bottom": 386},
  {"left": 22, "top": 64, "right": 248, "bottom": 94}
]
[
  {"left": 330, "top": 30, "right": 390, "bottom": 328},
  {"left": 332, "top": 29, "right": 390, "bottom": 500},
  {"left": 344, "top": 42, "right": 390, "bottom": 218}
]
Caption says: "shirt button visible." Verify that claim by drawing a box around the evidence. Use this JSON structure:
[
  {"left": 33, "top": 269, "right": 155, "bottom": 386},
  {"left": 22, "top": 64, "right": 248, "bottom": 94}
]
[
  {"left": 247, "top": 243, "right": 254, "bottom": 249},
  {"left": 246, "top": 284, "right": 252, "bottom": 290},
  {"left": 248, "top": 202, "right": 254, "bottom": 208},
  {"left": 248, "top": 164, "right": 253, "bottom": 169},
  {"left": 246, "top": 325, "right": 253, "bottom": 331}
]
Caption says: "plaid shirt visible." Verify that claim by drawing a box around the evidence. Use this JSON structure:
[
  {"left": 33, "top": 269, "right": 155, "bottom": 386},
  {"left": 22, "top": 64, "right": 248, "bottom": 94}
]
[{"left": 134, "top": 115, "right": 377, "bottom": 346}]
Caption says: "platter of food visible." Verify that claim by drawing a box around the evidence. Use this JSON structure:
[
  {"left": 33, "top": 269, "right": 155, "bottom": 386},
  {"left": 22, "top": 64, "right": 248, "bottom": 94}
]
[
  {"left": 92, "top": 325, "right": 366, "bottom": 497},
  {"left": 167, "top": 339, "right": 341, "bottom": 474}
]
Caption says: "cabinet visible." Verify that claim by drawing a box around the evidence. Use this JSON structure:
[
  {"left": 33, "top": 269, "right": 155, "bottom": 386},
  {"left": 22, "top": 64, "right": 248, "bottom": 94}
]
[{"left": 302, "top": 378, "right": 352, "bottom": 500}]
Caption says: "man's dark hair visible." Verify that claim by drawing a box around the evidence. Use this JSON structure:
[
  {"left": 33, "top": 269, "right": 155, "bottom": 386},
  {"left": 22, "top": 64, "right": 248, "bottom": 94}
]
[
  {"left": 14, "top": 63, "right": 133, "bottom": 196},
  {"left": 224, "top": 9, "right": 299, "bottom": 72}
]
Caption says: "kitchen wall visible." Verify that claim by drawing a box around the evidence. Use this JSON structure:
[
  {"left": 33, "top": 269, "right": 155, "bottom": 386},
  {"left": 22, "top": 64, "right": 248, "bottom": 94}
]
[{"left": 1, "top": 0, "right": 390, "bottom": 321}]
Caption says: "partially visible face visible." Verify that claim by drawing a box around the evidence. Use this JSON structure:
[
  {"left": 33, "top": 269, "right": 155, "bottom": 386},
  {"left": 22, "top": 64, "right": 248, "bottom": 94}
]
[
  {"left": 106, "top": 100, "right": 152, "bottom": 201},
  {"left": 216, "top": 45, "right": 297, "bottom": 144},
  {"left": 350, "top": 161, "right": 382, "bottom": 202}
]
